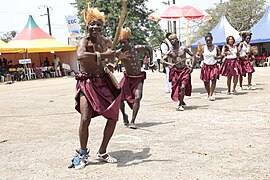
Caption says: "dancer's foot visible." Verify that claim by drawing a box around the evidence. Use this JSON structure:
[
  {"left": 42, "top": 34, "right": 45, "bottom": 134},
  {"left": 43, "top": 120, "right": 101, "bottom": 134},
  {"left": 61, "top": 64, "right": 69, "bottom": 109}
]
[
  {"left": 128, "top": 122, "right": 138, "bottom": 129},
  {"left": 123, "top": 114, "right": 129, "bottom": 126},
  {"left": 209, "top": 96, "right": 215, "bottom": 101}
]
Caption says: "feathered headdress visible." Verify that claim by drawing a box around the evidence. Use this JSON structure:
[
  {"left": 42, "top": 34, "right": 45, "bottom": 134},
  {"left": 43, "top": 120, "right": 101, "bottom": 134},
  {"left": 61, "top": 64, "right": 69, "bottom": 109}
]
[
  {"left": 118, "top": 27, "right": 132, "bottom": 41},
  {"left": 239, "top": 31, "right": 252, "bottom": 39},
  {"left": 82, "top": 7, "right": 106, "bottom": 26}
]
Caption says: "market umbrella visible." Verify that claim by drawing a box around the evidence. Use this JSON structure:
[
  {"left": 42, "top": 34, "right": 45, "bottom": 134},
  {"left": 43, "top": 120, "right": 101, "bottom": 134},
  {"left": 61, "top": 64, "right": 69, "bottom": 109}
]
[
  {"left": 148, "top": 11, "right": 161, "bottom": 21},
  {"left": 5, "top": 15, "right": 77, "bottom": 53},
  {"left": 158, "top": 5, "right": 211, "bottom": 46},
  {"left": 159, "top": 5, "right": 183, "bottom": 19}
]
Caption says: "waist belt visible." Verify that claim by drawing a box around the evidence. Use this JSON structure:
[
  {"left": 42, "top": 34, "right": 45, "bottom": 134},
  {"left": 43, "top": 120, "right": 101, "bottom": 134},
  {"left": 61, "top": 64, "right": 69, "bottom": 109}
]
[{"left": 75, "top": 73, "right": 105, "bottom": 80}]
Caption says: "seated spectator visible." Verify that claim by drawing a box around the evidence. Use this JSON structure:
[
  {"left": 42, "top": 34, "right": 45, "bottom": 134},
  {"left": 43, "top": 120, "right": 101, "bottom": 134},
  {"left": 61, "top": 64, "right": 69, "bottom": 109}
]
[
  {"left": 16, "top": 65, "right": 25, "bottom": 81},
  {"left": 262, "top": 48, "right": 268, "bottom": 57},
  {"left": 44, "top": 57, "right": 50, "bottom": 66}
]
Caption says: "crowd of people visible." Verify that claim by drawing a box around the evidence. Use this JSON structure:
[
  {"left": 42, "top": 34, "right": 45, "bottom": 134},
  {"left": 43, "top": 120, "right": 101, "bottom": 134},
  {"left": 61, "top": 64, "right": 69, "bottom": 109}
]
[
  {"left": 0, "top": 56, "right": 64, "bottom": 84},
  {"left": 0, "top": 59, "right": 26, "bottom": 83},
  {"left": 66, "top": 7, "right": 264, "bottom": 170},
  {"left": 159, "top": 31, "right": 257, "bottom": 111}
]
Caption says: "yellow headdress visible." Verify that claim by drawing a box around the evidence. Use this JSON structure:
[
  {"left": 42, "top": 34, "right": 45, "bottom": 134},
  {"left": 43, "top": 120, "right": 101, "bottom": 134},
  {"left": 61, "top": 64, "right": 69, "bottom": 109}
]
[
  {"left": 239, "top": 31, "right": 252, "bottom": 38},
  {"left": 168, "top": 33, "right": 178, "bottom": 40},
  {"left": 118, "top": 27, "right": 132, "bottom": 41},
  {"left": 82, "top": 7, "right": 106, "bottom": 26}
]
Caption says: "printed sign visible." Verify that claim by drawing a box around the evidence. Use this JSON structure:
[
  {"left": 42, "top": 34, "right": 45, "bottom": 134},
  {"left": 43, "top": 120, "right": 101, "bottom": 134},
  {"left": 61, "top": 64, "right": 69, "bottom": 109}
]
[{"left": 19, "top": 58, "right": 31, "bottom": 64}]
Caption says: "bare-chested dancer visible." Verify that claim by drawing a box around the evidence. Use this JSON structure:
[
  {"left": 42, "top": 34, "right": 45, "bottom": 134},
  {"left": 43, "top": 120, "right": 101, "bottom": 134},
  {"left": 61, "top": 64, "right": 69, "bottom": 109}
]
[
  {"left": 163, "top": 33, "right": 195, "bottom": 111},
  {"left": 116, "top": 27, "right": 153, "bottom": 129},
  {"left": 70, "top": 8, "right": 121, "bottom": 169}
]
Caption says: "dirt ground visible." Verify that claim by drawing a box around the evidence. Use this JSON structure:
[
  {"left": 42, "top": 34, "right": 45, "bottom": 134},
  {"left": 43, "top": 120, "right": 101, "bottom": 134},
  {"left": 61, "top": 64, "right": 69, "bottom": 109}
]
[{"left": 0, "top": 67, "right": 270, "bottom": 180}]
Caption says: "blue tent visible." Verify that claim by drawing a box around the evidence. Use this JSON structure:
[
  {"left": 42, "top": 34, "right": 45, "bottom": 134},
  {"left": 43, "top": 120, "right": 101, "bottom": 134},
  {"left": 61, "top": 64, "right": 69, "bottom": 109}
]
[
  {"left": 249, "top": 6, "right": 270, "bottom": 44},
  {"left": 191, "top": 15, "right": 240, "bottom": 48}
]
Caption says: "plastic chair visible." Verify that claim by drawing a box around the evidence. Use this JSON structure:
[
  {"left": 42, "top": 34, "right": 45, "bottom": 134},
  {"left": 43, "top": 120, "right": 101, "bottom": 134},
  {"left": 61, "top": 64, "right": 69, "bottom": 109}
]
[
  {"left": 24, "top": 68, "right": 30, "bottom": 80},
  {"left": 30, "top": 68, "right": 37, "bottom": 79},
  {"left": 264, "top": 57, "right": 270, "bottom": 67}
]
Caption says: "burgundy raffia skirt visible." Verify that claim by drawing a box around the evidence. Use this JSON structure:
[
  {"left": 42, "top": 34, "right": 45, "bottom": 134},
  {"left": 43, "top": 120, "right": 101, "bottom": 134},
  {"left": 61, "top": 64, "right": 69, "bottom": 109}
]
[
  {"left": 220, "top": 58, "right": 242, "bottom": 77},
  {"left": 200, "top": 63, "right": 220, "bottom": 82},
  {"left": 169, "top": 67, "right": 192, "bottom": 102},
  {"left": 239, "top": 57, "right": 255, "bottom": 76},
  {"left": 119, "top": 71, "right": 146, "bottom": 109},
  {"left": 74, "top": 73, "right": 121, "bottom": 121}
]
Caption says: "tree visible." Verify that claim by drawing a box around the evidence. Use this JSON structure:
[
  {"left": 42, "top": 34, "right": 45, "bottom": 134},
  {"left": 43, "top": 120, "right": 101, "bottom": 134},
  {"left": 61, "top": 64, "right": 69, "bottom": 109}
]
[
  {"left": 1, "top": 31, "right": 17, "bottom": 42},
  {"left": 72, "top": 0, "right": 164, "bottom": 48},
  {"left": 190, "top": 0, "right": 266, "bottom": 43}
]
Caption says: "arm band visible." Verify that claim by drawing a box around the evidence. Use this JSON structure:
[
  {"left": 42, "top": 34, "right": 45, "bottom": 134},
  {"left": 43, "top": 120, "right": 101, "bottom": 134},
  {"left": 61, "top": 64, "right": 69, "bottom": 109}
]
[{"left": 95, "top": 52, "right": 101, "bottom": 65}]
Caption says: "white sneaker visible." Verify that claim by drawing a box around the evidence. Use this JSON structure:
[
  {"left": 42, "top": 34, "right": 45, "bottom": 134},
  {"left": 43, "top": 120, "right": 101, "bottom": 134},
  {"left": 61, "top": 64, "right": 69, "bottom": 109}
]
[
  {"left": 204, "top": 96, "right": 210, "bottom": 100},
  {"left": 178, "top": 105, "right": 185, "bottom": 111},
  {"left": 232, "top": 90, "right": 238, "bottom": 95},
  {"left": 209, "top": 96, "right": 215, "bottom": 101}
]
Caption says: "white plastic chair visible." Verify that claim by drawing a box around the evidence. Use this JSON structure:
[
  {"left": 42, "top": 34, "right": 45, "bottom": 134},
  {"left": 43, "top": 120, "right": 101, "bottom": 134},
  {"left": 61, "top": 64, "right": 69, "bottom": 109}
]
[
  {"left": 24, "top": 68, "right": 30, "bottom": 80},
  {"left": 30, "top": 68, "right": 36, "bottom": 79},
  {"left": 264, "top": 57, "right": 270, "bottom": 67}
]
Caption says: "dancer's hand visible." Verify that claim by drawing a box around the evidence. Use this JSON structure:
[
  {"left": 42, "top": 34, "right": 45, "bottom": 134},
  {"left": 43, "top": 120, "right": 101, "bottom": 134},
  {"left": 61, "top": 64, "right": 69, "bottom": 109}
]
[
  {"left": 149, "top": 63, "right": 157, "bottom": 72},
  {"left": 104, "top": 49, "right": 116, "bottom": 59}
]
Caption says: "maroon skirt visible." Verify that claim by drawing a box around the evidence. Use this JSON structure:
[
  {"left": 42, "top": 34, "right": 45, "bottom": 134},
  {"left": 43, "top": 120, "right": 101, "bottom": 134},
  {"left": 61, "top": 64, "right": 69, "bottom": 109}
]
[
  {"left": 220, "top": 58, "right": 242, "bottom": 77},
  {"left": 239, "top": 57, "right": 255, "bottom": 76},
  {"left": 119, "top": 71, "right": 146, "bottom": 109},
  {"left": 169, "top": 67, "right": 192, "bottom": 102},
  {"left": 200, "top": 63, "right": 220, "bottom": 82},
  {"left": 74, "top": 73, "right": 121, "bottom": 121}
]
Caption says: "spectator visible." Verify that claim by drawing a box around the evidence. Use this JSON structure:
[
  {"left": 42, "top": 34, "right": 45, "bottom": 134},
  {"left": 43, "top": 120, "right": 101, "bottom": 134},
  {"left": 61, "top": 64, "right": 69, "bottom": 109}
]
[
  {"left": 144, "top": 55, "right": 149, "bottom": 70},
  {"left": 44, "top": 57, "right": 50, "bottom": 66},
  {"left": 156, "top": 49, "right": 161, "bottom": 72}
]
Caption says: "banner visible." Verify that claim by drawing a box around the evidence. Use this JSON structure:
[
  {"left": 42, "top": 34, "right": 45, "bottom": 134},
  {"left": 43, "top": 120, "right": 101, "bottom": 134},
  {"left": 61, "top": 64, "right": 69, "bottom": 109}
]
[{"left": 65, "top": 15, "right": 81, "bottom": 45}]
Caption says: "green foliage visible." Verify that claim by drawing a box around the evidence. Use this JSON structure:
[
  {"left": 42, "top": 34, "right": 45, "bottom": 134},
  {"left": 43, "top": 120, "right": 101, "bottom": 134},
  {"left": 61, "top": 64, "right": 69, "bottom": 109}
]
[
  {"left": 191, "top": 0, "right": 267, "bottom": 43},
  {"left": 1, "top": 31, "right": 17, "bottom": 43},
  {"left": 72, "top": 0, "right": 164, "bottom": 47}
]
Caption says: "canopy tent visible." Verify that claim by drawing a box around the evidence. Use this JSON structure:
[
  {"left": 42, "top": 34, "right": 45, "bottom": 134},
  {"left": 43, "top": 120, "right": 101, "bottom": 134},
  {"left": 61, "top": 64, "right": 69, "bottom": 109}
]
[
  {"left": 0, "top": 40, "right": 24, "bottom": 53},
  {"left": 249, "top": 6, "right": 270, "bottom": 43},
  {"left": 3, "top": 15, "right": 77, "bottom": 53},
  {"left": 0, "top": 40, "right": 6, "bottom": 46},
  {"left": 191, "top": 15, "right": 240, "bottom": 48}
]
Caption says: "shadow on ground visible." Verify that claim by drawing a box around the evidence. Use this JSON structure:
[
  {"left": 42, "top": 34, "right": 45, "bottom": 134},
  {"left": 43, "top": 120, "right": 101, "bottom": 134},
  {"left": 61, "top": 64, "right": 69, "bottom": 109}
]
[
  {"left": 136, "top": 121, "right": 175, "bottom": 128},
  {"left": 111, "top": 148, "right": 172, "bottom": 167},
  {"left": 185, "top": 105, "right": 209, "bottom": 110},
  {"left": 192, "top": 87, "right": 227, "bottom": 93}
]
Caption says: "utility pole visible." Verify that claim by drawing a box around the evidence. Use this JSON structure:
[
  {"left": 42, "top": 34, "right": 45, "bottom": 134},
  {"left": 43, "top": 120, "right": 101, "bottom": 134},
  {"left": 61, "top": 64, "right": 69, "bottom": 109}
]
[
  {"left": 38, "top": 5, "right": 53, "bottom": 36},
  {"left": 161, "top": 0, "right": 172, "bottom": 32},
  {"left": 172, "top": 0, "right": 176, "bottom": 34}
]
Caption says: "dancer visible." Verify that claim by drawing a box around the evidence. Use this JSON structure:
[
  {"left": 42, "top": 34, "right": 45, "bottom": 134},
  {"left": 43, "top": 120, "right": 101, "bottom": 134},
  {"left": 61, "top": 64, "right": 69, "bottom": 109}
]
[
  {"left": 70, "top": 8, "right": 121, "bottom": 169},
  {"left": 165, "top": 33, "right": 195, "bottom": 111},
  {"left": 238, "top": 31, "right": 255, "bottom": 90},
  {"left": 220, "top": 36, "right": 241, "bottom": 95},
  {"left": 196, "top": 33, "right": 221, "bottom": 101},
  {"left": 116, "top": 27, "right": 153, "bottom": 129}
]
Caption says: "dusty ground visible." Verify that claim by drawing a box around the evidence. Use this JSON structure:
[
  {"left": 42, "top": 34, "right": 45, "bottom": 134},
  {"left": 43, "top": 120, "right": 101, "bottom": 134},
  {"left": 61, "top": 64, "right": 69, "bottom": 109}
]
[{"left": 0, "top": 67, "right": 270, "bottom": 180}]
